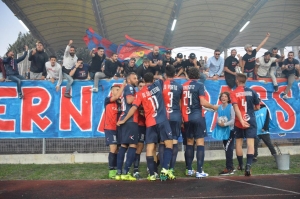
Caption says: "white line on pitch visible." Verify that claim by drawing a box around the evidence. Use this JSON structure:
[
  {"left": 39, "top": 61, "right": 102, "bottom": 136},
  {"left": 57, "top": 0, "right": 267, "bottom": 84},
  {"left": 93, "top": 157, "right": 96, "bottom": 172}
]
[{"left": 216, "top": 177, "right": 300, "bottom": 195}]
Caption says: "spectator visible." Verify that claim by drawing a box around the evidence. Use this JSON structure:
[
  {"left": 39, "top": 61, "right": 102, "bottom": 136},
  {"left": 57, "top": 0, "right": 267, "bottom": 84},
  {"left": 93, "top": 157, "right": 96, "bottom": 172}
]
[
  {"left": 241, "top": 32, "right": 270, "bottom": 79},
  {"left": 281, "top": 51, "right": 300, "bottom": 99},
  {"left": 270, "top": 47, "right": 284, "bottom": 89},
  {"left": 173, "top": 53, "right": 185, "bottom": 77},
  {"left": 160, "top": 50, "right": 174, "bottom": 75},
  {"left": 254, "top": 103, "right": 277, "bottom": 162},
  {"left": 136, "top": 58, "right": 157, "bottom": 80},
  {"left": 28, "top": 41, "right": 48, "bottom": 79},
  {"left": 183, "top": 53, "right": 206, "bottom": 82},
  {"left": 89, "top": 47, "right": 107, "bottom": 92},
  {"left": 3, "top": 45, "right": 28, "bottom": 98},
  {"left": 122, "top": 58, "right": 137, "bottom": 77},
  {"left": 224, "top": 49, "right": 240, "bottom": 89},
  {"left": 207, "top": 49, "right": 224, "bottom": 80},
  {"left": 0, "top": 58, "right": 6, "bottom": 82},
  {"left": 61, "top": 40, "right": 77, "bottom": 98},
  {"left": 44, "top": 55, "right": 63, "bottom": 92},
  {"left": 255, "top": 51, "right": 284, "bottom": 92},
  {"left": 69, "top": 58, "right": 90, "bottom": 80},
  {"left": 147, "top": 46, "right": 163, "bottom": 69},
  {"left": 104, "top": 53, "right": 122, "bottom": 79}
]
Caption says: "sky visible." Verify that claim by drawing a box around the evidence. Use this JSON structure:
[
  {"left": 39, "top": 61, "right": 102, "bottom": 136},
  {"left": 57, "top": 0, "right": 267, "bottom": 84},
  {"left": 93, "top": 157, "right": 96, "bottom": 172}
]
[
  {"left": 0, "top": 1, "right": 293, "bottom": 59},
  {"left": 0, "top": 1, "right": 29, "bottom": 57}
]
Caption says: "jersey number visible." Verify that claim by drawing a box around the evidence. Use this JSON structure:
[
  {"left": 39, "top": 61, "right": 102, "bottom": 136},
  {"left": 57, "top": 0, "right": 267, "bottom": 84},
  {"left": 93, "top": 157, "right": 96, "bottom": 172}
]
[
  {"left": 148, "top": 96, "right": 159, "bottom": 112},
  {"left": 167, "top": 92, "right": 173, "bottom": 107},
  {"left": 183, "top": 91, "right": 192, "bottom": 106}
]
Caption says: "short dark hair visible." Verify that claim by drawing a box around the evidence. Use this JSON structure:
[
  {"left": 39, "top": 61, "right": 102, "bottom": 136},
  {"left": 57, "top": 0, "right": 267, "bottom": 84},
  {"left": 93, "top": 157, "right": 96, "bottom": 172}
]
[
  {"left": 143, "top": 72, "right": 154, "bottom": 83},
  {"left": 288, "top": 51, "right": 294, "bottom": 55},
  {"left": 264, "top": 51, "right": 271, "bottom": 56},
  {"left": 112, "top": 53, "right": 118, "bottom": 56},
  {"left": 187, "top": 67, "right": 200, "bottom": 79},
  {"left": 126, "top": 72, "right": 137, "bottom": 79},
  {"left": 236, "top": 73, "right": 247, "bottom": 84},
  {"left": 49, "top": 55, "right": 57, "bottom": 60},
  {"left": 98, "top": 47, "right": 104, "bottom": 50},
  {"left": 70, "top": 45, "right": 75, "bottom": 49},
  {"left": 272, "top": 47, "right": 278, "bottom": 50},
  {"left": 138, "top": 79, "right": 145, "bottom": 85},
  {"left": 143, "top": 58, "right": 150, "bottom": 63},
  {"left": 37, "top": 41, "right": 44, "bottom": 46},
  {"left": 219, "top": 92, "right": 231, "bottom": 103},
  {"left": 77, "top": 58, "right": 83, "bottom": 62},
  {"left": 5, "top": 51, "right": 11, "bottom": 56},
  {"left": 214, "top": 49, "right": 220, "bottom": 53},
  {"left": 165, "top": 65, "right": 176, "bottom": 78},
  {"left": 130, "top": 58, "right": 136, "bottom": 62}
]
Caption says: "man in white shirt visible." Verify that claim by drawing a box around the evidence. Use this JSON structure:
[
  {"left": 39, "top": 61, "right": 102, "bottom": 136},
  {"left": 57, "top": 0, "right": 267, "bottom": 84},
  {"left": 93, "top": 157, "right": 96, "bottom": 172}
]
[
  {"left": 207, "top": 49, "right": 224, "bottom": 80},
  {"left": 62, "top": 40, "right": 77, "bottom": 98},
  {"left": 255, "top": 51, "right": 284, "bottom": 92},
  {"left": 44, "top": 55, "right": 63, "bottom": 92}
]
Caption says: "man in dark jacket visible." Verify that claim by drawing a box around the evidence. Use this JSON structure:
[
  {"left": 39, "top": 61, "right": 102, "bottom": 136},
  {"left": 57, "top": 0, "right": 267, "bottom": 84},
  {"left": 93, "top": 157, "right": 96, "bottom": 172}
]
[
  {"left": 28, "top": 41, "right": 48, "bottom": 79},
  {"left": 104, "top": 53, "right": 121, "bottom": 79},
  {"left": 3, "top": 45, "right": 28, "bottom": 98}
]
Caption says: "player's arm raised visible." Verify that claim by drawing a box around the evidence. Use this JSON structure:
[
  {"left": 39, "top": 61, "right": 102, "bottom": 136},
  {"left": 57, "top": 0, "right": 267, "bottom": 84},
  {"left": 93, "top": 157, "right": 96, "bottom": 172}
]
[{"left": 111, "top": 80, "right": 126, "bottom": 102}]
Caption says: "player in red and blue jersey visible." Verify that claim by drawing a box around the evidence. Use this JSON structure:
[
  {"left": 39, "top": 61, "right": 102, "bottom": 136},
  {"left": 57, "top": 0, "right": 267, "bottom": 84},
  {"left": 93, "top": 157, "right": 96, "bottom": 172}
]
[
  {"left": 100, "top": 81, "right": 126, "bottom": 179},
  {"left": 115, "top": 72, "right": 139, "bottom": 181},
  {"left": 117, "top": 72, "right": 175, "bottom": 181},
  {"left": 230, "top": 73, "right": 260, "bottom": 176},
  {"left": 162, "top": 66, "right": 182, "bottom": 173},
  {"left": 182, "top": 67, "right": 218, "bottom": 179},
  {"left": 132, "top": 79, "right": 146, "bottom": 179}
]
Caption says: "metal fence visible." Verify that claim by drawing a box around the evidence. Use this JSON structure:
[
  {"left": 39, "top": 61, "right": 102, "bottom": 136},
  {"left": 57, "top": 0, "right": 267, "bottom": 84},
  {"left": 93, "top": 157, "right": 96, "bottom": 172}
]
[{"left": 0, "top": 137, "right": 299, "bottom": 154}]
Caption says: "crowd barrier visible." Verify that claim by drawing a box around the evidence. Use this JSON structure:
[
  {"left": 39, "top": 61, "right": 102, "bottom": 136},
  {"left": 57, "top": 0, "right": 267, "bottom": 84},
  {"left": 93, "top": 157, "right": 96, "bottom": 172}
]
[{"left": 0, "top": 78, "right": 299, "bottom": 139}]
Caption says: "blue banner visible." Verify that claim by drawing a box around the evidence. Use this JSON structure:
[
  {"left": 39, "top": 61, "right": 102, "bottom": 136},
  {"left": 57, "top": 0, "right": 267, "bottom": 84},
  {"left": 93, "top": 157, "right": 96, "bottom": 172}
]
[{"left": 0, "top": 79, "right": 299, "bottom": 138}]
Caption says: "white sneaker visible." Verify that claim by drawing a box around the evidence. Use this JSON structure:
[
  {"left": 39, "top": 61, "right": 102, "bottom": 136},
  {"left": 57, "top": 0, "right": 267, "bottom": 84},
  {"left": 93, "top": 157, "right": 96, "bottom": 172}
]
[
  {"left": 90, "top": 88, "right": 98, "bottom": 92},
  {"left": 187, "top": 170, "right": 196, "bottom": 176},
  {"left": 282, "top": 94, "right": 288, "bottom": 99},
  {"left": 196, "top": 171, "right": 209, "bottom": 178},
  {"left": 154, "top": 172, "right": 160, "bottom": 179}
]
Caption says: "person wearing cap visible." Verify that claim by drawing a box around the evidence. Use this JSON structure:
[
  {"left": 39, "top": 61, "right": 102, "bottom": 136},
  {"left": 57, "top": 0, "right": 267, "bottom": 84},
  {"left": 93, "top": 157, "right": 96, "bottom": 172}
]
[
  {"left": 147, "top": 46, "right": 163, "bottom": 68},
  {"left": 207, "top": 49, "right": 224, "bottom": 80},
  {"left": 183, "top": 53, "right": 206, "bottom": 82},
  {"left": 280, "top": 51, "right": 300, "bottom": 99},
  {"left": 241, "top": 32, "right": 270, "bottom": 79},
  {"left": 255, "top": 51, "right": 284, "bottom": 92},
  {"left": 173, "top": 53, "right": 185, "bottom": 77},
  {"left": 161, "top": 50, "right": 175, "bottom": 75}
]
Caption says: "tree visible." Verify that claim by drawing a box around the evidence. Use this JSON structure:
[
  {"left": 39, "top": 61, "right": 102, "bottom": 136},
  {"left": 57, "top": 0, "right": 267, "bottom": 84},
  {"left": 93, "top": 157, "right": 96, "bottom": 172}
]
[{"left": 6, "top": 32, "right": 37, "bottom": 55}]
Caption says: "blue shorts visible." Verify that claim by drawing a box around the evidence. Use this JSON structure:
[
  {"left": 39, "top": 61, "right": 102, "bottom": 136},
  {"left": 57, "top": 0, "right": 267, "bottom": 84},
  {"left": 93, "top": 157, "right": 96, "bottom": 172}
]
[
  {"left": 234, "top": 126, "right": 257, "bottom": 139},
  {"left": 104, "top": 129, "right": 118, "bottom": 146},
  {"left": 169, "top": 121, "right": 181, "bottom": 140},
  {"left": 117, "top": 126, "right": 122, "bottom": 145},
  {"left": 145, "top": 120, "right": 172, "bottom": 144},
  {"left": 184, "top": 119, "right": 207, "bottom": 139},
  {"left": 120, "top": 122, "right": 139, "bottom": 144},
  {"left": 138, "top": 125, "right": 146, "bottom": 143}
]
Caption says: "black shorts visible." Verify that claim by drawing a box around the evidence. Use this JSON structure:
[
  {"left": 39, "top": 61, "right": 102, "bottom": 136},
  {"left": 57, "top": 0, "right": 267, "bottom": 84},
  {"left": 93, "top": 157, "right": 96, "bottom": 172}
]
[
  {"left": 117, "top": 126, "right": 122, "bottom": 145},
  {"left": 104, "top": 129, "right": 118, "bottom": 146},
  {"left": 145, "top": 120, "right": 172, "bottom": 144},
  {"left": 184, "top": 119, "right": 207, "bottom": 139},
  {"left": 234, "top": 126, "right": 257, "bottom": 139},
  {"left": 120, "top": 122, "right": 139, "bottom": 144},
  {"left": 169, "top": 121, "right": 181, "bottom": 140},
  {"left": 138, "top": 125, "right": 146, "bottom": 143}
]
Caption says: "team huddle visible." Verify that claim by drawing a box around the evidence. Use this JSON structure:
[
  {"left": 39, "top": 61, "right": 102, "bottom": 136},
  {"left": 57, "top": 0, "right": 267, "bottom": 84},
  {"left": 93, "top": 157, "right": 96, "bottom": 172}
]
[{"left": 102, "top": 64, "right": 259, "bottom": 181}]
